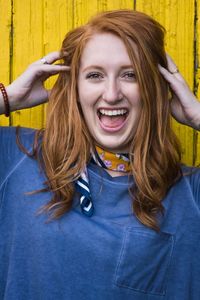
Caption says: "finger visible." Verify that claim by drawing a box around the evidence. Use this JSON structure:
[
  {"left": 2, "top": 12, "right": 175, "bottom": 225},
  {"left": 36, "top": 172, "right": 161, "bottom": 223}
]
[
  {"left": 33, "top": 51, "right": 67, "bottom": 65},
  {"left": 158, "top": 64, "right": 184, "bottom": 83},
  {"left": 165, "top": 54, "right": 179, "bottom": 74},
  {"left": 160, "top": 54, "right": 183, "bottom": 79},
  {"left": 40, "top": 64, "right": 70, "bottom": 73},
  {"left": 39, "top": 66, "right": 69, "bottom": 82},
  {"left": 32, "top": 63, "right": 70, "bottom": 74},
  {"left": 32, "top": 65, "right": 70, "bottom": 82},
  {"left": 170, "top": 101, "right": 187, "bottom": 125},
  {"left": 166, "top": 54, "right": 177, "bottom": 70},
  {"left": 17, "top": 64, "right": 70, "bottom": 86}
]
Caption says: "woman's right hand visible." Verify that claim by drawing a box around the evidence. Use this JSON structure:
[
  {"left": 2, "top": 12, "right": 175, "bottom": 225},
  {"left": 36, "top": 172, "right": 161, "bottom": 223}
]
[{"left": 5, "top": 51, "right": 70, "bottom": 112}]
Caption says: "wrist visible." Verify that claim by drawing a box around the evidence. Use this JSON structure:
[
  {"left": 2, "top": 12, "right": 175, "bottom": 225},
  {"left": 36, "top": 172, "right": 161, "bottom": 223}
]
[
  {"left": 0, "top": 83, "right": 10, "bottom": 116},
  {"left": 5, "top": 84, "right": 21, "bottom": 112}
]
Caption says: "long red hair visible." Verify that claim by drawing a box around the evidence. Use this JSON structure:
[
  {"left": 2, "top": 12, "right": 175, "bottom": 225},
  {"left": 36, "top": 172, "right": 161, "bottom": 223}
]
[{"left": 26, "top": 10, "right": 182, "bottom": 230}]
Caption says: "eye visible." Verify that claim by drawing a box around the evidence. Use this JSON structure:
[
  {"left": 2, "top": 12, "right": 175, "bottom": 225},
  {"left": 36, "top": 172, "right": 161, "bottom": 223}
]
[
  {"left": 86, "top": 72, "right": 103, "bottom": 80},
  {"left": 122, "top": 71, "right": 136, "bottom": 81}
]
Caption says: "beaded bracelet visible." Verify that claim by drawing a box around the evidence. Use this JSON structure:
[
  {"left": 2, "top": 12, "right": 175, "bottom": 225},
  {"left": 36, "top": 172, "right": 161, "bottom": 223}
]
[{"left": 0, "top": 83, "right": 10, "bottom": 117}]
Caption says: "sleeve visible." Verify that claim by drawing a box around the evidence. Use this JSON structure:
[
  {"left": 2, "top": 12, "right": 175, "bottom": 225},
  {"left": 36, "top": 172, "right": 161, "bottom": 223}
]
[{"left": 0, "top": 126, "right": 36, "bottom": 186}]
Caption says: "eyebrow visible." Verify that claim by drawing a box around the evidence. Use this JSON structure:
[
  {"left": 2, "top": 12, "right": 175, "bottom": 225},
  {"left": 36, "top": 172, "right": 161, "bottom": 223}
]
[{"left": 82, "top": 65, "right": 134, "bottom": 72}]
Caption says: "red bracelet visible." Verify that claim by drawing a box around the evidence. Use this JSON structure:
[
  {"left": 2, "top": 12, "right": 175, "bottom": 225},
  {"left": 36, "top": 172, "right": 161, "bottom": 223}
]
[{"left": 0, "top": 83, "right": 10, "bottom": 117}]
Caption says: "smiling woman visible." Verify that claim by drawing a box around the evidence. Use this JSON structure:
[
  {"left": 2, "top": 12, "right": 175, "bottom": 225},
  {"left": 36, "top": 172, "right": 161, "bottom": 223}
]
[
  {"left": 45, "top": 10, "right": 180, "bottom": 230},
  {"left": 1, "top": 9, "right": 200, "bottom": 300}
]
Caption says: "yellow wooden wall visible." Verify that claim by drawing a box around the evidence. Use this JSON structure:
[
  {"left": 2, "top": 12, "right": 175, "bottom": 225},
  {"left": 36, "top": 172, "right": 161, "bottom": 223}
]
[{"left": 0, "top": 0, "right": 199, "bottom": 166}]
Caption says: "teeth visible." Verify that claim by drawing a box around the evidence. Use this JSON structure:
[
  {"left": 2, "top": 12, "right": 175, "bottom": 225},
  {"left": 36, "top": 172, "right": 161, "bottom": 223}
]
[{"left": 99, "top": 109, "right": 127, "bottom": 116}]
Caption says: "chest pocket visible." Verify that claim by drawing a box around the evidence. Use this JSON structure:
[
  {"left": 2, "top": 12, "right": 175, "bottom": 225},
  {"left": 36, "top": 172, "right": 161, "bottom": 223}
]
[{"left": 114, "top": 227, "right": 174, "bottom": 296}]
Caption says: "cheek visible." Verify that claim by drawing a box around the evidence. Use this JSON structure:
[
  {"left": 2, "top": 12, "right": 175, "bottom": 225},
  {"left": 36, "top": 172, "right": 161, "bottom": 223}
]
[
  {"left": 79, "top": 88, "right": 101, "bottom": 109},
  {"left": 128, "top": 86, "right": 141, "bottom": 107},
  {"left": 78, "top": 77, "right": 103, "bottom": 104},
  {"left": 134, "top": 85, "right": 141, "bottom": 104}
]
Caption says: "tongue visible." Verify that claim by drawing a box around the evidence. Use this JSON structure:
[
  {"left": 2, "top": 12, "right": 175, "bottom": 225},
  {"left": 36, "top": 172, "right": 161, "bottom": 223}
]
[{"left": 100, "top": 115, "right": 126, "bottom": 128}]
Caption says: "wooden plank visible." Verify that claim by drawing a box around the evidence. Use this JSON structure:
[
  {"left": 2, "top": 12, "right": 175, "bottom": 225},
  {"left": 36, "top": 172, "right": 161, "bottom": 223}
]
[
  {"left": 0, "top": 0, "right": 11, "bottom": 126},
  {"left": 11, "top": 0, "right": 44, "bottom": 129},
  {"left": 135, "top": 0, "right": 195, "bottom": 166},
  {"left": 105, "top": 0, "right": 134, "bottom": 10},
  {"left": 74, "top": 0, "right": 134, "bottom": 27},
  {"left": 43, "top": 0, "right": 73, "bottom": 64},
  {"left": 74, "top": 0, "right": 99, "bottom": 25},
  {"left": 42, "top": 0, "right": 73, "bottom": 122}
]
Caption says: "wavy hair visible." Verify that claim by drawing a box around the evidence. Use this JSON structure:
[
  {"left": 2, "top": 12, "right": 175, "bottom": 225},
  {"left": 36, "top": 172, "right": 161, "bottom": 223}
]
[{"left": 30, "top": 10, "right": 182, "bottom": 230}]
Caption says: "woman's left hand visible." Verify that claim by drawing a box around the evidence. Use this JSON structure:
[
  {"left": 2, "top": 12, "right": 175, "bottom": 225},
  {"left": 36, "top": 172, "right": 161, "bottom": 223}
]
[{"left": 158, "top": 54, "right": 200, "bottom": 130}]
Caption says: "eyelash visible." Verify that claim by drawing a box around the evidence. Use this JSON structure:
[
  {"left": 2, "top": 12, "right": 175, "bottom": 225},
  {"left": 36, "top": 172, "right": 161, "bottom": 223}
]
[
  {"left": 122, "top": 72, "right": 136, "bottom": 79},
  {"left": 86, "top": 72, "right": 103, "bottom": 80},
  {"left": 86, "top": 71, "right": 136, "bottom": 80}
]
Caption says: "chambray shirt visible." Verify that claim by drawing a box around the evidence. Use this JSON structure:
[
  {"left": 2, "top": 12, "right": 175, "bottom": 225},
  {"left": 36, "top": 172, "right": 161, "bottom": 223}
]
[{"left": 0, "top": 126, "right": 200, "bottom": 300}]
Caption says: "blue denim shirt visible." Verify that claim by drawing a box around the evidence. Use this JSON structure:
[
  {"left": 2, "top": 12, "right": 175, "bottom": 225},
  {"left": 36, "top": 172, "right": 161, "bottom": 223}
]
[{"left": 0, "top": 127, "right": 200, "bottom": 300}]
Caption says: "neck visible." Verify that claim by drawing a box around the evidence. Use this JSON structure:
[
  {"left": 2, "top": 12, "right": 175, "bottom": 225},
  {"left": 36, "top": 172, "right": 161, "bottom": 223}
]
[{"left": 105, "top": 168, "right": 129, "bottom": 177}]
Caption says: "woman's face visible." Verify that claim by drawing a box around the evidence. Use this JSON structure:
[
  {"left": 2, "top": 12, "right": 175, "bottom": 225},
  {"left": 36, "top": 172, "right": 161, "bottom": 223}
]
[{"left": 78, "top": 33, "right": 141, "bottom": 153}]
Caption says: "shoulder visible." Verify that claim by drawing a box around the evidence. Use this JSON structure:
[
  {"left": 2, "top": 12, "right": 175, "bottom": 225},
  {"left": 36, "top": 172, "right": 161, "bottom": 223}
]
[
  {"left": 181, "top": 164, "right": 200, "bottom": 206},
  {"left": 0, "top": 126, "right": 37, "bottom": 160},
  {"left": 0, "top": 126, "right": 36, "bottom": 148},
  {"left": 0, "top": 126, "right": 38, "bottom": 186},
  {"left": 181, "top": 164, "right": 200, "bottom": 183}
]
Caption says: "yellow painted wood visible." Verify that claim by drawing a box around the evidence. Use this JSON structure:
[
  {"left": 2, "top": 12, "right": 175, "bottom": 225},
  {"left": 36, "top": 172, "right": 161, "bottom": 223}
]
[
  {"left": 0, "top": 0, "right": 11, "bottom": 126},
  {"left": 11, "top": 0, "right": 44, "bottom": 129},
  {"left": 74, "top": 0, "right": 133, "bottom": 27},
  {"left": 42, "top": 0, "right": 74, "bottom": 68},
  {"left": 135, "top": 0, "right": 195, "bottom": 166},
  {"left": 105, "top": 0, "right": 134, "bottom": 10},
  {"left": 1, "top": 0, "right": 199, "bottom": 165},
  {"left": 42, "top": 0, "right": 74, "bottom": 121}
]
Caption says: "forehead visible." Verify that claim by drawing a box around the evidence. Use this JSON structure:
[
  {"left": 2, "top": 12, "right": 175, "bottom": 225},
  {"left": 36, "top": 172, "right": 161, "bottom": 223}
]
[{"left": 79, "top": 33, "right": 132, "bottom": 68}]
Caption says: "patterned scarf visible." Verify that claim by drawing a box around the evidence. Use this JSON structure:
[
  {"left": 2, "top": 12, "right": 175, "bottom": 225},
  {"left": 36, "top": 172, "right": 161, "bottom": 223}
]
[{"left": 75, "top": 146, "right": 130, "bottom": 216}]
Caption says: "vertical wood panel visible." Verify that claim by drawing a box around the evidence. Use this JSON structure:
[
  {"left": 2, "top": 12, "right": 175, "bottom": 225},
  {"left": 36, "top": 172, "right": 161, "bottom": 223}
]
[
  {"left": 43, "top": 0, "right": 73, "bottom": 79},
  {"left": 11, "top": 0, "right": 44, "bottom": 129},
  {"left": 135, "top": 0, "right": 195, "bottom": 166},
  {"left": 0, "top": 0, "right": 11, "bottom": 126},
  {"left": 105, "top": 0, "right": 134, "bottom": 10},
  {"left": 74, "top": 0, "right": 134, "bottom": 27},
  {"left": 42, "top": 0, "right": 74, "bottom": 121}
]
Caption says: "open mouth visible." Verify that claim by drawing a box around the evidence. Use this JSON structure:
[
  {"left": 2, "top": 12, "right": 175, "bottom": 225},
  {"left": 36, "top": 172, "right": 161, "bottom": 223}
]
[{"left": 97, "top": 108, "right": 128, "bottom": 131}]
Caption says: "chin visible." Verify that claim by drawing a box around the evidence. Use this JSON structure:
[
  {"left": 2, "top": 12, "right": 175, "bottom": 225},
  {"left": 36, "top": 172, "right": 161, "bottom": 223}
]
[{"left": 96, "top": 140, "right": 130, "bottom": 153}]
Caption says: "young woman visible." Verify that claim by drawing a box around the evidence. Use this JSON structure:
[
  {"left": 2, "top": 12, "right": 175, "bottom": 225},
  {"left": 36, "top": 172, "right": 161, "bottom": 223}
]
[{"left": 0, "top": 10, "right": 200, "bottom": 300}]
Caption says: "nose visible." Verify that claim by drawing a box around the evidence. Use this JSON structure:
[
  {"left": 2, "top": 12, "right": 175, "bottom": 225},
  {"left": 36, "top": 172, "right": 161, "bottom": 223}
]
[{"left": 102, "top": 78, "right": 123, "bottom": 103}]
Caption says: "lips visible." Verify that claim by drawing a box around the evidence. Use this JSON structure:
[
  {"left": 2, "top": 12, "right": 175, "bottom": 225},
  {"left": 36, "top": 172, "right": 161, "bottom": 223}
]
[{"left": 97, "top": 108, "right": 128, "bottom": 132}]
